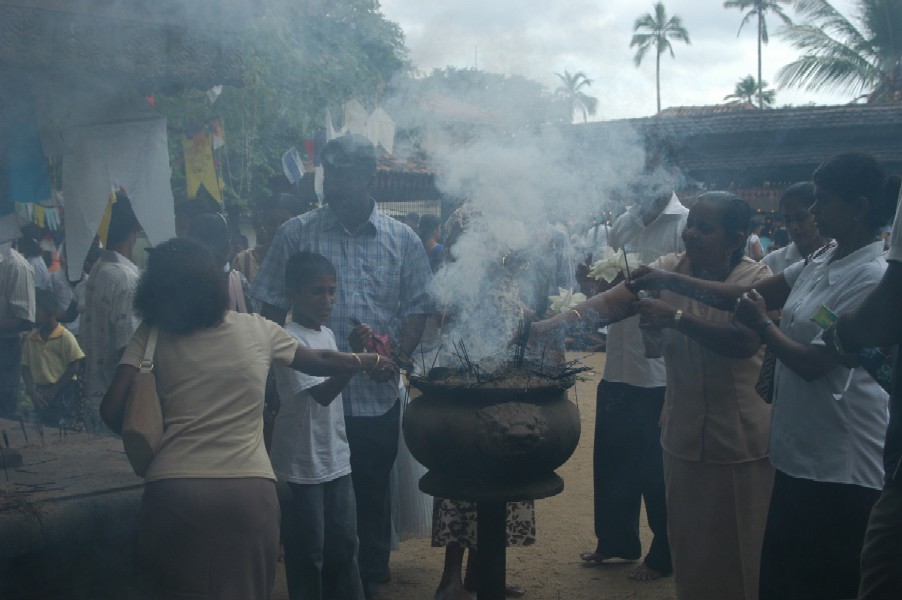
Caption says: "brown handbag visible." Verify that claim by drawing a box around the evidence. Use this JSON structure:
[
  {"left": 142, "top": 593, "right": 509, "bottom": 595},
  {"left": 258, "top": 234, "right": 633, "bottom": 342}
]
[
  {"left": 121, "top": 326, "right": 162, "bottom": 477},
  {"left": 755, "top": 345, "right": 777, "bottom": 403}
]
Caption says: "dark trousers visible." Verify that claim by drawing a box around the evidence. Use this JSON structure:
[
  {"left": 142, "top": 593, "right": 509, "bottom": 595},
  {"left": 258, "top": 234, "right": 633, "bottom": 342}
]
[
  {"left": 283, "top": 476, "right": 364, "bottom": 600},
  {"left": 593, "top": 380, "right": 671, "bottom": 574},
  {"left": 0, "top": 338, "right": 21, "bottom": 418},
  {"left": 345, "top": 400, "right": 400, "bottom": 598},
  {"left": 858, "top": 477, "right": 902, "bottom": 600},
  {"left": 758, "top": 469, "right": 880, "bottom": 600}
]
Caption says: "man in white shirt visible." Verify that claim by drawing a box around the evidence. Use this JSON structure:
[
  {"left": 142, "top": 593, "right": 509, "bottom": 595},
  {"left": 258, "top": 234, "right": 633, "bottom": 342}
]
[
  {"left": 81, "top": 194, "right": 141, "bottom": 428},
  {"left": 0, "top": 241, "right": 35, "bottom": 417},
  {"left": 579, "top": 189, "right": 687, "bottom": 581}
]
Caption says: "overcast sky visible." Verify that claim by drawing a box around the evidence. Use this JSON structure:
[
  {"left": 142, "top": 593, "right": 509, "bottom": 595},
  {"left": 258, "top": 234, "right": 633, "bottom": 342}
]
[{"left": 379, "top": 0, "right": 861, "bottom": 120}]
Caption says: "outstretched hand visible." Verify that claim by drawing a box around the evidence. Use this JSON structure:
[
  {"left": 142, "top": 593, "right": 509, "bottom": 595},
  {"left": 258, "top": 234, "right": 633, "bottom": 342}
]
[
  {"left": 348, "top": 323, "right": 373, "bottom": 353},
  {"left": 626, "top": 265, "right": 670, "bottom": 294},
  {"left": 366, "top": 354, "right": 400, "bottom": 382},
  {"left": 633, "top": 298, "right": 677, "bottom": 329},
  {"left": 733, "top": 289, "right": 768, "bottom": 330}
]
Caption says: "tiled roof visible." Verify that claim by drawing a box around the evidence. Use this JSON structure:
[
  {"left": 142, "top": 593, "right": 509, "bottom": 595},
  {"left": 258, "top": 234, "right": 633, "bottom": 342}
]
[{"left": 574, "top": 103, "right": 902, "bottom": 183}]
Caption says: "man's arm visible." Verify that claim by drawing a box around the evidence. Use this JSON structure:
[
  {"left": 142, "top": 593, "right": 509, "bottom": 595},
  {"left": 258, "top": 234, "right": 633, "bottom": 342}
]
[
  {"left": 0, "top": 317, "right": 33, "bottom": 335},
  {"left": 261, "top": 302, "right": 288, "bottom": 326},
  {"left": 397, "top": 313, "right": 428, "bottom": 365}
]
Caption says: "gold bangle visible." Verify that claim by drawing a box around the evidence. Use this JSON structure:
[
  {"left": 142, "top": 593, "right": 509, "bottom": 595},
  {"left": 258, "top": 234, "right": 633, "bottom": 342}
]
[
  {"left": 352, "top": 353, "right": 363, "bottom": 368},
  {"left": 571, "top": 309, "right": 582, "bottom": 320}
]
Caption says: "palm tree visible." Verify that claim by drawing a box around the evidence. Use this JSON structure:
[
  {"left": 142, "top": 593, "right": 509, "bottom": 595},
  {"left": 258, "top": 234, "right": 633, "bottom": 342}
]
[
  {"left": 777, "top": 0, "right": 902, "bottom": 102},
  {"left": 554, "top": 70, "right": 599, "bottom": 123},
  {"left": 723, "top": 0, "right": 793, "bottom": 108},
  {"left": 725, "top": 75, "right": 777, "bottom": 106},
  {"left": 630, "top": 2, "right": 691, "bottom": 114}
]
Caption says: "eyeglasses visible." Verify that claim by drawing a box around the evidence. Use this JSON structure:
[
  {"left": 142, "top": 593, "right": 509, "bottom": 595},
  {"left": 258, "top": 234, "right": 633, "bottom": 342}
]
[{"left": 783, "top": 211, "right": 813, "bottom": 225}]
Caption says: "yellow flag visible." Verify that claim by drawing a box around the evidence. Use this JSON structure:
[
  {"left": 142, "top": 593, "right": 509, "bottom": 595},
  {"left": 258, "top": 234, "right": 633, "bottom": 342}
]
[
  {"left": 97, "top": 189, "right": 116, "bottom": 247},
  {"left": 182, "top": 131, "right": 222, "bottom": 201}
]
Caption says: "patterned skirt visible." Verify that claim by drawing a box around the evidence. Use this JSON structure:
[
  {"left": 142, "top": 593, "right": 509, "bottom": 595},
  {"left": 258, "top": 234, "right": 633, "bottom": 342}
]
[{"left": 431, "top": 497, "right": 536, "bottom": 549}]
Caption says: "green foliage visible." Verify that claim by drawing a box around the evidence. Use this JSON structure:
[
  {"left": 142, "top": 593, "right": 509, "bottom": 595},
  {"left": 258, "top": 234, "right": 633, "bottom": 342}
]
[
  {"left": 554, "top": 70, "right": 598, "bottom": 123},
  {"left": 386, "top": 66, "right": 566, "bottom": 133},
  {"left": 725, "top": 75, "right": 776, "bottom": 106},
  {"left": 630, "top": 2, "right": 691, "bottom": 113},
  {"left": 777, "top": 0, "right": 902, "bottom": 101},
  {"left": 154, "top": 0, "right": 409, "bottom": 210},
  {"left": 724, "top": 0, "right": 792, "bottom": 107},
  {"left": 724, "top": 0, "right": 792, "bottom": 44}
]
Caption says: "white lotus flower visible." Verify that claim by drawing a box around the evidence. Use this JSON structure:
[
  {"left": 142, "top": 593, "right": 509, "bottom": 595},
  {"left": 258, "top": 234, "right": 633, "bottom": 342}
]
[
  {"left": 548, "top": 287, "right": 587, "bottom": 313},
  {"left": 587, "top": 248, "right": 641, "bottom": 283}
]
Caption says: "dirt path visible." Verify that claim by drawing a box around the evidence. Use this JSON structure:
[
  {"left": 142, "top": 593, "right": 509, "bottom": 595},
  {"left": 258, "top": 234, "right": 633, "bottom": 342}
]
[{"left": 275, "top": 352, "right": 677, "bottom": 600}]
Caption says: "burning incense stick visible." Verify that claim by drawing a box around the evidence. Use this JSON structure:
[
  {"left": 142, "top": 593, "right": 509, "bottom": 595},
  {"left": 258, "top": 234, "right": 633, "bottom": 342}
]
[{"left": 622, "top": 248, "right": 632, "bottom": 283}]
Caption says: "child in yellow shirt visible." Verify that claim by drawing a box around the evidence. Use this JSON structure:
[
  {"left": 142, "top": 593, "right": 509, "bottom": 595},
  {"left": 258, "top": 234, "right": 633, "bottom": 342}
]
[{"left": 21, "top": 289, "right": 85, "bottom": 426}]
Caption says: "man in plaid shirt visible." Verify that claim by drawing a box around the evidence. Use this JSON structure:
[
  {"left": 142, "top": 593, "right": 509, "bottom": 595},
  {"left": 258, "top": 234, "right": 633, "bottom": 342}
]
[{"left": 251, "top": 134, "right": 432, "bottom": 598}]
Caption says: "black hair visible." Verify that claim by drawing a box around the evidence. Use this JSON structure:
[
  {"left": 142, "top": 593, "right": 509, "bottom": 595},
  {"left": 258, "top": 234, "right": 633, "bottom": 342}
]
[
  {"left": 106, "top": 193, "right": 140, "bottom": 248},
  {"left": 417, "top": 214, "right": 441, "bottom": 243},
  {"left": 187, "top": 213, "right": 230, "bottom": 264},
  {"left": 285, "top": 251, "right": 336, "bottom": 293},
  {"left": 694, "top": 191, "right": 752, "bottom": 266},
  {"left": 134, "top": 238, "right": 228, "bottom": 334},
  {"left": 779, "top": 182, "right": 816, "bottom": 209},
  {"left": 812, "top": 153, "right": 900, "bottom": 231},
  {"left": 321, "top": 134, "right": 377, "bottom": 176},
  {"left": 272, "top": 193, "right": 303, "bottom": 217},
  {"left": 772, "top": 228, "right": 790, "bottom": 248},
  {"left": 35, "top": 288, "right": 57, "bottom": 314},
  {"left": 18, "top": 235, "right": 41, "bottom": 258}
]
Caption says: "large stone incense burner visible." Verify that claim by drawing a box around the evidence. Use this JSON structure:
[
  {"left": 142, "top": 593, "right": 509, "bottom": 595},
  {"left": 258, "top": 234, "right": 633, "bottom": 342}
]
[{"left": 403, "top": 357, "right": 583, "bottom": 599}]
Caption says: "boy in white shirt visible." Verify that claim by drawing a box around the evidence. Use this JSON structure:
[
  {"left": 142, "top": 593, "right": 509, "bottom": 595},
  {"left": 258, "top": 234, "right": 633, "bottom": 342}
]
[{"left": 272, "top": 251, "right": 376, "bottom": 600}]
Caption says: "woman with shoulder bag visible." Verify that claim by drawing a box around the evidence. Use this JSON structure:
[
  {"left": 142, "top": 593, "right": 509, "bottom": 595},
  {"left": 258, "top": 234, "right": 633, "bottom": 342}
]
[{"left": 101, "top": 238, "right": 396, "bottom": 600}]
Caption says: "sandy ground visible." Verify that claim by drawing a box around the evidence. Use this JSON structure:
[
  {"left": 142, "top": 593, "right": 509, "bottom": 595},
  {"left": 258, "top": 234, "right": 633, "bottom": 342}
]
[{"left": 274, "top": 352, "right": 677, "bottom": 600}]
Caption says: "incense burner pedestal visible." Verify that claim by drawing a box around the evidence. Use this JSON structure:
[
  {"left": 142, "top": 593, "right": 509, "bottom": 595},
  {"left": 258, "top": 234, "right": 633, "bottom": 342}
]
[{"left": 403, "top": 377, "right": 580, "bottom": 600}]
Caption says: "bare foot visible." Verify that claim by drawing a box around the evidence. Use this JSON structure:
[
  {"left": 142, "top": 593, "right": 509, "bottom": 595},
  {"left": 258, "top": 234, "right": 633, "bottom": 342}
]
[
  {"left": 506, "top": 583, "right": 526, "bottom": 597},
  {"left": 628, "top": 563, "right": 668, "bottom": 582},
  {"left": 435, "top": 578, "right": 474, "bottom": 600},
  {"left": 578, "top": 551, "right": 635, "bottom": 566}
]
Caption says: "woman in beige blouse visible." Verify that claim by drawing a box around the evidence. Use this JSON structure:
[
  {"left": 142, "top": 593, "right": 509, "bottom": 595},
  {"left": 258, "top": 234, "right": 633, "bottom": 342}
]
[
  {"left": 531, "top": 192, "right": 773, "bottom": 600},
  {"left": 101, "top": 238, "right": 396, "bottom": 600}
]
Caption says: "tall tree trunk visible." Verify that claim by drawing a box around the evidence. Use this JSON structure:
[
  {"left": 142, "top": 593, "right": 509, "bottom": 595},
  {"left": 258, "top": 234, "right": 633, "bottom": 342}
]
[
  {"left": 656, "top": 46, "right": 662, "bottom": 114},
  {"left": 757, "top": 12, "right": 763, "bottom": 109}
]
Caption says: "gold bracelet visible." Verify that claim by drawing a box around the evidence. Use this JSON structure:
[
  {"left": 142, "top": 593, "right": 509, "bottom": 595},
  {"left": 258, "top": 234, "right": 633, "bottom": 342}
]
[
  {"left": 571, "top": 309, "right": 582, "bottom": 320},
  {"left": 352, "top": 353, "right": 363, "bottom": 368}
]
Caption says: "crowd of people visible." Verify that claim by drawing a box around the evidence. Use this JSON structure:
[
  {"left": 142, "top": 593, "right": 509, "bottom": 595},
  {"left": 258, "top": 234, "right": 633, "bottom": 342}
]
[{"left": 1, "top": 136, "right": 902, "bottom": 600}]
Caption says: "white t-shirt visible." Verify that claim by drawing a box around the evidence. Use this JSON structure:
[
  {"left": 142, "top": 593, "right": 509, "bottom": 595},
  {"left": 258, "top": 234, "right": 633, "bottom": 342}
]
[
  {"left": 761, "top": 242, "right": 803, "bottom": 275},
  {"left": 770, "top": 241, "right": 889, "bottom": 489},
  {"left": 603, "top": 193, "right": 688, "bottom": 387},
  {"left": 271, "top": 323, "right": 352, "bottom": 485},
  {"left": 29, "top": 255, "right": 51, "bottom": 290}
]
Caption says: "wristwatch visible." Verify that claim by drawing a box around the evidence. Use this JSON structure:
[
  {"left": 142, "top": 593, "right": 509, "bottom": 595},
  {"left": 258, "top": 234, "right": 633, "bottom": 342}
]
[
  {"left": 672, "top": 309, "right": 683, "bottom": 327},
  {"left": 754, "top": 319, "right": 775, "bottom": 341}
]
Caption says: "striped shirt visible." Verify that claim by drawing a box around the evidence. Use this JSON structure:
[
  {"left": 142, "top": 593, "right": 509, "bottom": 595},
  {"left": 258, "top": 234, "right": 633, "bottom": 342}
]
[
  {"left": 81, "top": 251, "right": 140, "bottom": 411},
  {"left": 0, "top": 244, "right": 35, "bottom": 336},
  {"left": 251, "top": 202, "right": 433, "bottom": 417}
]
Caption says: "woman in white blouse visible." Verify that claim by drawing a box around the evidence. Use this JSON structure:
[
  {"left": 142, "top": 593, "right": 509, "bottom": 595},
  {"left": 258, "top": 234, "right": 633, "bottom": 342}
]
[
  {"left": 761, "top": 182, "right": 828, "bottom": 275},
  {"left": 630, "top": 153, "right": 898, "bottom": 600}
]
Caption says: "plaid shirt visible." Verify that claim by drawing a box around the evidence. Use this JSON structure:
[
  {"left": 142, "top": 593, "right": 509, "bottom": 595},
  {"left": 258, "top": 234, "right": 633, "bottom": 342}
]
[{"left": 250, "top": 202, "right": 433, "bottom": 417}]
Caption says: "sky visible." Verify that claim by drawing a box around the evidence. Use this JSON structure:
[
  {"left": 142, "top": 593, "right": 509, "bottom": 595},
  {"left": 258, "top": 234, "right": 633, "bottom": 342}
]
[{"left": 379, "top": 0, "right": 861, "bottom": 121}]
